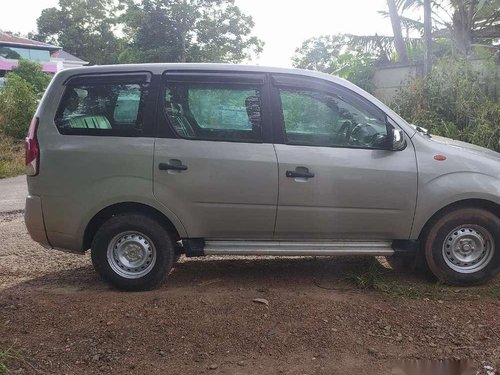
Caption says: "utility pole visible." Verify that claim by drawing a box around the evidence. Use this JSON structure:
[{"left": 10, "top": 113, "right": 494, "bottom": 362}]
[{"left": 424, "top": 0, "right": 433, "bottom": 75}]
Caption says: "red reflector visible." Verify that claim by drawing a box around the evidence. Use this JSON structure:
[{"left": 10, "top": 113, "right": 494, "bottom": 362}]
[
  {"left": 434, "top": 154, "right": 447, "bottom": 161},
  {"left": 25, "top": 117, "right": 40, "bottom": 176}
]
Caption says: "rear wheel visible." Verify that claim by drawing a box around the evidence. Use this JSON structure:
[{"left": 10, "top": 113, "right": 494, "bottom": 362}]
[
  {"left": 91, "top": 214, "right": 175, "bottom": 291},
  {"left": 423, "top": 208, "right": 500, "bottom": 285}
]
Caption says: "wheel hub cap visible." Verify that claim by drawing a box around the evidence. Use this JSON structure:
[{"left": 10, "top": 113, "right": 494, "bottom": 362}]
[
  {"left": 107, "top": 232, "right": 156, "bottom": 279},
  {"left": 442, "top": 225, "right": 494, "bottom": 274}
]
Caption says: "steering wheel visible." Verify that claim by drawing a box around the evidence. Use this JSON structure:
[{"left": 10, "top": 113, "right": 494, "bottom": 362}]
[
  {"left": 346, "top": 123, "right": 370, "bottom": 146},
  {"left": 338, "top": 120, "right": 353, "bottom": 142}
]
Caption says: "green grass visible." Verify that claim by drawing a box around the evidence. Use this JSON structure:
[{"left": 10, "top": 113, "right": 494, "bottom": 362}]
[
  {"left": 348, "top": 260, "right": 439, "bottom": 299},
  {"left": 0, "top": 136, "right": 24, "bottom": 179},
  {"left": 0, "top": 347, "right": 22, "bottom": 375},
  {"left": 348, "top": 259, "right": 500, "bottom": 300},
  {"left": 486, "top": 285, "right": 500, "bottom": 299}
]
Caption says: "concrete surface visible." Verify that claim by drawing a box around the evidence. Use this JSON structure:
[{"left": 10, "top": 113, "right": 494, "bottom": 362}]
[{"left": 0, "top": 175, "right": 26, "bottom": 213}]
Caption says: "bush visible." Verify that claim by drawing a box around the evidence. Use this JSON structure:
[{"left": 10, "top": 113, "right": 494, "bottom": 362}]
[
  {"left": 0, "top": 136, "right": 24, "bottom": 178},
  {"left": 0, "top": 74, "right": 38, "bottom": 140},
  {"left": 12, "top": 59, "right": 52, "bottom": 94},
  {"left": 392, "top": 56, "right": 500, "bottom": 152},
  {"left": 0, "top": 60, "right": 51, "bottom": 141}
]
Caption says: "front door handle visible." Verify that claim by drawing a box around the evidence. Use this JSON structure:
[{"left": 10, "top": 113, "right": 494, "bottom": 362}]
[
  {"left": 159, "top": 162, "right": 188, "bottom": 171},
  {"left": 286, "top": 169, "right": 314, "bottom": 179}
]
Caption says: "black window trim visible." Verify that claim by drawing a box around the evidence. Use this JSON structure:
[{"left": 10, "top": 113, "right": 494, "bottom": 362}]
[
  {"left": 63, "top": 71, "right": 152, "bottom": 86},
  {"left": 55, "top": 71, "right": 156, "bottom": 137},
  {"left": 271, "top": 73, "right": 394, "bottom": 151},
  {"left": 157, "top": 71, "right": 273, "bottom": 143}
]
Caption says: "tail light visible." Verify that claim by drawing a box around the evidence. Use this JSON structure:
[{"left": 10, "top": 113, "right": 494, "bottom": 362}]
[{"left": 25, "top": 116, "right": 40, "bottom": 176}]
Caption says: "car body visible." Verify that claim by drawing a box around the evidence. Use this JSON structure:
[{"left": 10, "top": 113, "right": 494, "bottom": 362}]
[{"left": 24, "top": 63, "right": 500, "bottom": 290}]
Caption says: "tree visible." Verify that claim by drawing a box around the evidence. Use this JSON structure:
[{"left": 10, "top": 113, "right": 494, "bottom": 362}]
[
  {"left": 119, "top": 0, "right": 263, "bottom": 63},
  {"left": 392, "top": 0, "right": 500, "bottom": 56},
  {"left": 292, "top": 35, "right": 377, "bottom": 92},
  {"left": 387, "top": 0, "right": 410, "bottom": 62},
  {"left": 36, "top": 0, "right": 122, "bottom": 64},
  {"left": 424, "top": 0, "right": 433, "bottom": 73}
]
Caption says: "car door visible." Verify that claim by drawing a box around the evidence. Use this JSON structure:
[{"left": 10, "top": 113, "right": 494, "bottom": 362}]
[
  {"left": 271, "top": 74, "right": 418, "bottom": 240},
  {"left": 153, "top": 71, "right": 278, "bottom": 239}
]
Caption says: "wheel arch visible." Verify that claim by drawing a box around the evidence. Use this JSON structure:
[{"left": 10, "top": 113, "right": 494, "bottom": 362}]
[
  {"left": 83, "top": 202, "right": 182, "bottom": 251},
  {"left": 417, "top": 198, "right": 500, "bottom": 241}
]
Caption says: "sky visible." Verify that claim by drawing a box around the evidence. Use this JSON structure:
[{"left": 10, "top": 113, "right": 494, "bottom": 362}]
[{"left": 0, "top": 0, "right": 402, "bottom": 67}]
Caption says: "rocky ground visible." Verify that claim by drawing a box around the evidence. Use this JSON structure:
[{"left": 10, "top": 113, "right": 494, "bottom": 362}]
[{"left": 0, "top": 211, "right": 499, "bottom": 374}]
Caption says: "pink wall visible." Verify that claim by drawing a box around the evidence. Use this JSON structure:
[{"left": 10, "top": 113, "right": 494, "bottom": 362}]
[{"left": 0, "top": 59, "right": 57, "bottom": 73}]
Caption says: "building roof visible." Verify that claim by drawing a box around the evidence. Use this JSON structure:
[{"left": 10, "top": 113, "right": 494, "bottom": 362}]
[
  {"left": 51, "top": 49, "right": 87, "bottom": 63},
  {"left": 0, "top": 31, "right": 60, "bottom": 51}
]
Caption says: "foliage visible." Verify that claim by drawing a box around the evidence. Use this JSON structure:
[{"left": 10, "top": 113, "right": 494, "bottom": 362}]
[
  {"left": 0, "top": 347, "right": 22, "bottom": 375},
  {"left": 0, "top": 60, "right": 50, "bottom": 141},
  {"left": 0, "top": 135, "right": 24, "bottom": 179},
  {"left": 0, "top": 74, "right": 38, "bottom": 140},
  {"left": 11, "top": 60, "right": 52, "bottom": 94},
  {"left": 34, "top": 0, "right": 263, "bottom": 65},
  {"left": 36, "top": 0, "right": 122, "bottom": 64},
  {"left": 388, "top": 0, "right": 500, "bottom": 56},
  {"left": 119, "top": 0, "right": 263, "bottom": 63},
  {"left": 292, "top": 35, "right": 377, "bottom": 92},
  {"left": 393, "top": 56, "right": 500, "bottom": 151}
]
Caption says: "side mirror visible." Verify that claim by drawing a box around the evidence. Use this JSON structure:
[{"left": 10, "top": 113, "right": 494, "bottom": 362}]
[{"left": 391, "top": 129, "right": 405, "bottom": 151}]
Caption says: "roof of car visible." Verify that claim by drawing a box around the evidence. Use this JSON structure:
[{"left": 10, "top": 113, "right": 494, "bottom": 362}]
[{"left": 57, "top": 62, "right": 346, "bottom": 84}]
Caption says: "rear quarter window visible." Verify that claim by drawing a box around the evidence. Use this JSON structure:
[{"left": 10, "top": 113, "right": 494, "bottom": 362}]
[{"left": 54, "top": 80, "right": 147, "bottom": 136}]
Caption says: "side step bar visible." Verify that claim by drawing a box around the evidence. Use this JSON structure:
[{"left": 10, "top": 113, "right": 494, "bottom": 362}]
[{"left": 184, "top": 240, "right": 395, "bottom": 257}]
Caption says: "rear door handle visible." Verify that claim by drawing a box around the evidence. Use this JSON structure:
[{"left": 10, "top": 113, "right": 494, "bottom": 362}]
[
  {"left": 159, "top": 162, "right": 188, "bottom": 171},
  {"left": 286, "top": 170, "right": 315, "bottom": 179}
]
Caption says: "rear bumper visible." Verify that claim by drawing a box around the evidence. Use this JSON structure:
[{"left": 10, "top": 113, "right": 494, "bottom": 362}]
[{"left": 24, "top": 195, "right": 50, "bottom": 247}]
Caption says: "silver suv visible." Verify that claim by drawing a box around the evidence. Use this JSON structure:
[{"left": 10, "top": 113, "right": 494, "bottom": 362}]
[{"left": 24, "top": 64, "right": 500, "bottom": 290}]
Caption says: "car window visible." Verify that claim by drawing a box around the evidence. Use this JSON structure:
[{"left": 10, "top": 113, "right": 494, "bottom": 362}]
[
  {"left": 164, "top": 83, "right": 262, "bottom": 142},
  {"left": 279, "top": 88, "right": 389, "bottom": 149},
  {"left": 55, "top": 82, "right": 146, "bottom": 135}
]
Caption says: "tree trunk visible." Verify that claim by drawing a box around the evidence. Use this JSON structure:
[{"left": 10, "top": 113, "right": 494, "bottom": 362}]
[
  {"left": 386, "top": 0, "right": 409, "bottom": 63},
  {"left": 423, "top": 0, "right": 432, "bottom": 74}
]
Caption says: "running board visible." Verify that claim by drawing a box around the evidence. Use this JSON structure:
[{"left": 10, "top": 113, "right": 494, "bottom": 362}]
[{"left": 201, "top": 240, "right": 394, "bottom": 256}]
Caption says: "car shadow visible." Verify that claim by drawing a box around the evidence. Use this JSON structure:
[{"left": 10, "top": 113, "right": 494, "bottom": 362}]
[{"left": 3, "top": 255, "right": 434, "bottom": 296}]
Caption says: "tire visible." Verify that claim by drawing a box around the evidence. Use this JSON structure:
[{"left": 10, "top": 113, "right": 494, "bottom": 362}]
[
  {"left": 423, "top": 207, "right": 500, "bottom": 285},
  {"left": 91, "top": 213, "right": 175, "bottom": 291}
]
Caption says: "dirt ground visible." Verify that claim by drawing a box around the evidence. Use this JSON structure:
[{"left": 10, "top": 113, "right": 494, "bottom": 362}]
[{"left": 0, "top": 211, "right": 499, "bottom": 375}]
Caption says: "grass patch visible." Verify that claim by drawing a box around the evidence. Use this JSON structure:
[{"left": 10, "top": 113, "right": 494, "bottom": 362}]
[
  {"left": 349, "top": 260, "right": 500, "bottom": 300},
  {"left": 485, "top": 285, "right": 500, "bottom": 299},
  {"left": 348, "top": 260, "right": 435, "bottom": 299},
  {"left": 0, "top": 136, "right": 24, "bottom": 179},
  {"left": 0, "top": 347, "right": 22, "bottom": 375}
]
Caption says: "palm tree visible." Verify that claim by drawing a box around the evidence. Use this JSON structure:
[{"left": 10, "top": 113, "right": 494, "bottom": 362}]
[
  {"left": 424, "top": 0, "right": 433, "bottom": 73},
  {"left": 395, "top": 0, "right": 500, "bottom": 55},
  {"left": 387, "top": 0, "right": 410, "bottom": 62}
]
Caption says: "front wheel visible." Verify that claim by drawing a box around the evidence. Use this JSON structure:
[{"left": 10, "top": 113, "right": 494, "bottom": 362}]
[
  {"left": 423, "top": 207, "right": 500, "bottom": 285},
  {"left": 91, "top": 214, "right": 175, "bottom": 291}
]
